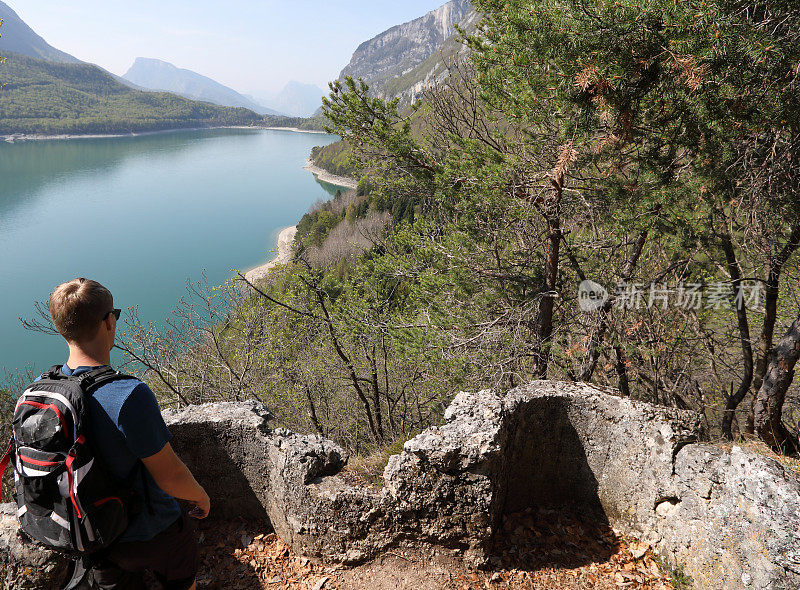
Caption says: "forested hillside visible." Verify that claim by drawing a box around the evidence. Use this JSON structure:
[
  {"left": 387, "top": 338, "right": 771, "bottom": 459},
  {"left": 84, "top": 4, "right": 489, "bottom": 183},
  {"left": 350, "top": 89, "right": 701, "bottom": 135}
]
[
  {"left": 115, "top": 0, "right": 800, "bottom": 462},
  {"left": 0, "top": 52, "right": 264, "bottom": 135}
]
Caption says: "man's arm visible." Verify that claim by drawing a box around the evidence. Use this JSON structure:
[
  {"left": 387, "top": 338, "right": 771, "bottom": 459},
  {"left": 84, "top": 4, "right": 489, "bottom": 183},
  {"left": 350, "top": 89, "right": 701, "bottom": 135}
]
[{"left": 141, "top": 443, "right": 210, "bottom": 519}]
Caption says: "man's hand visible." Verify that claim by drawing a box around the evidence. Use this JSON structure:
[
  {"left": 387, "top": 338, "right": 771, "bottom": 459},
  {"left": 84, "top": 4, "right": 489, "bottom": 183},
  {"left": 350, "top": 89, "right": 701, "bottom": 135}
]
[
  {"left": 142, "top": 443, "right": 210, "bottom": 519},
  {"left": 188, "top": 490, "right": 210, "bottom": 519}
]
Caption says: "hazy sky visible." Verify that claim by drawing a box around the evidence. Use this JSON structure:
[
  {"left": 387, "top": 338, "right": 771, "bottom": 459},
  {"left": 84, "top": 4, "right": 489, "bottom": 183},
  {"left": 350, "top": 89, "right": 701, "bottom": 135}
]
[{"left": 7, "top": 0, "right": 448, "bottom": 96}]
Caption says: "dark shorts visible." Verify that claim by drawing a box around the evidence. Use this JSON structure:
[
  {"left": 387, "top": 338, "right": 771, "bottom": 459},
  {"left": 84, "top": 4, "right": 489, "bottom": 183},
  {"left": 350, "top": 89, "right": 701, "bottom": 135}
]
[{"left": 92, "top": 512, "right": 199, "bottom": 590}]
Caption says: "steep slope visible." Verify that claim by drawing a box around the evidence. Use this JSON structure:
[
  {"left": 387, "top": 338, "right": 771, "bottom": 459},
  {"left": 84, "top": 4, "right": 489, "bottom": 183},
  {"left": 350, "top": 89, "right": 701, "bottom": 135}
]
[
  {"left": 0, "top": 53, "right": 264, "bottom": 135},
  {"left": 0, "top": 0, "right": 80, "bottom": 63},
  {"left": 379, "top": 9, "right": 478, "bottom": 103},
  {"left": 258, "top": 81, "right": 325, "bottom": 118},
  {"left": 312, "top": 1, "right": 478, "bottom": 178},
  {"left": 339, "top": 0, "right": 476, "bottom": 102},
  {"left": 123, "top": 58, "right": 283, "bottom": 116}
]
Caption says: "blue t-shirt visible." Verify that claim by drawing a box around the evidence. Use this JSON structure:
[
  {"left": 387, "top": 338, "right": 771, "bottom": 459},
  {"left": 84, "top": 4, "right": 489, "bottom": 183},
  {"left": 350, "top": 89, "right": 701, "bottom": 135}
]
[{"left": 60, "top": 365, "right": 181, "bottom": 542}]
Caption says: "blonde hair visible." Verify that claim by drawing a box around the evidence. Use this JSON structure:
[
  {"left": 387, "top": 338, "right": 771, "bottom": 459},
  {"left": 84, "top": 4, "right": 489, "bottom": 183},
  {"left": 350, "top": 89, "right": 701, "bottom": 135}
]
[{"left": 48, "top": 278, "right": 114, "bottom": 343}]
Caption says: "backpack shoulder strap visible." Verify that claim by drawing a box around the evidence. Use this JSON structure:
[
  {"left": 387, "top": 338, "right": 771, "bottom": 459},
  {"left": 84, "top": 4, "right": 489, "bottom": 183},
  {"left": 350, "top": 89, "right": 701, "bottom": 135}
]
[
  {"left": 77, "top": 367, "right": 135, "bottom": 394},
  {"left": 43, "top": 364, "right": 65, "bottom": 380}
]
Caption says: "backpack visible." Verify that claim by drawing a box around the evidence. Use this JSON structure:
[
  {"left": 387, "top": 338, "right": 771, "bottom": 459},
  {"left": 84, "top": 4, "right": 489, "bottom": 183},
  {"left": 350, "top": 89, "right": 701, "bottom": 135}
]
[{"left": 0, "top": 365, "right": 145, "bottom": 556}]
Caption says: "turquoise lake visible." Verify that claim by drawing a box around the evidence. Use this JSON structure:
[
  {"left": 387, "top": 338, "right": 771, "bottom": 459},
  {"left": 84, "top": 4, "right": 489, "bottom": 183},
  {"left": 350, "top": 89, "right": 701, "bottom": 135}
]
[{"left": 0, "top": 128, "right": 342, "bottom": 380}]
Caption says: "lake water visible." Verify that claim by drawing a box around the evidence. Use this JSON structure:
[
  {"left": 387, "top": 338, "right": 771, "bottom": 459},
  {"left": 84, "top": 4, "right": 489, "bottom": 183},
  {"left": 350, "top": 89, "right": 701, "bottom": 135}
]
[{"left": 0, "top": 128, "right": 342, "bottom": 380}]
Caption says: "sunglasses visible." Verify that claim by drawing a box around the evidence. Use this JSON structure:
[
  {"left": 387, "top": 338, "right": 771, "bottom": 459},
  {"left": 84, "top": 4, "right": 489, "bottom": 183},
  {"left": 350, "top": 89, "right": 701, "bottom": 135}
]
[{"left": 105, "top": 308, "right": 121, "bottom": 321}]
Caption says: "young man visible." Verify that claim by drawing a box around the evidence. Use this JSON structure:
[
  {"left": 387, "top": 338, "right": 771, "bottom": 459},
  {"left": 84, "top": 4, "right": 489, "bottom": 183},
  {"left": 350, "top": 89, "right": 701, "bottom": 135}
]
[{"left": 46, "top": 278, "right": 210, "bottom": 590}]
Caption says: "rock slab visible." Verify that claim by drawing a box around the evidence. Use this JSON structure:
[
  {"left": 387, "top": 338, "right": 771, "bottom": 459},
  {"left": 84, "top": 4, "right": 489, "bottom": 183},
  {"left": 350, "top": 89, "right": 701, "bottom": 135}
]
[{"left": 2, "top": 382, "right": 798, "bottom": 590}]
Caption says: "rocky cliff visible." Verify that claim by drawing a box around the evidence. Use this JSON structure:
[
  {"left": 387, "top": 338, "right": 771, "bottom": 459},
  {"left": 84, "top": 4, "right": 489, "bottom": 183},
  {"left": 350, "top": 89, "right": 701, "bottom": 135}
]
[
  {"left": 339, "top": 0, "right": 477, "bottom": 102},
  {"left": 2, "top": 382, "right": 798, "bottom": 590}
]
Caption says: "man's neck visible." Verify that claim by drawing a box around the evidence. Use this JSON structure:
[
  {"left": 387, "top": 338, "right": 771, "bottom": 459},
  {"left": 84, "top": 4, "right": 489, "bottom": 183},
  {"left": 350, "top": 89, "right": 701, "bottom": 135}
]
[{"left": 66, "top": 345, "right": 110, "bottom": 369}]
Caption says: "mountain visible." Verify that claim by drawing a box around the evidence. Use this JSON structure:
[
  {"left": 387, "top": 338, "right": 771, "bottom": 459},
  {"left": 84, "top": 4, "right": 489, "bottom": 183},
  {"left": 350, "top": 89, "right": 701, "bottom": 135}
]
[
  {"left": 0, "top": 1, "right": 80, "bottom": 63},
  {"left": 312, "top": 1, "right": 479, "bottom": 177},
  {"left": 0, "top": 52, "right": 264, "bottom": 135},
  {"left": 122, "top": 58, "right": 283, "bottom": 116},
  {"left": 257, "top": 82, "right": 326, "bottom": 118},
  {"left": 0, "top": 2, "right": 146, "bottom": 90},
  {"left": 339, "top": 0, "right": 477, "bottom": 103}
]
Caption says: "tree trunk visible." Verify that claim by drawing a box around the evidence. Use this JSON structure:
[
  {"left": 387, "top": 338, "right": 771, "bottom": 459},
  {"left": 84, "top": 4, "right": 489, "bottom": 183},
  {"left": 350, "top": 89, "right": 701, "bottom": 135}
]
[
  {"left": 315, "top": 288, "right": 382, "bottom": 443},
  {"left": 304, "top": 385, "right": 325, "bottom": 436},
  {"left": 369, "top": 344, "right": 385, "bottom": 442},
  {"left": 754, "top": 315, "right": 800, "bottom": 455},
  {"left": 746, "top": 225, "right": 800, "bottom": 434},
  {"left": 534, "top": 215, "right": 561, "bottom": 378},
  {"left": 720, "top": 233, "right": 753, "bottom": 440},
  {"left": 579, "top": 230, "right": 647, "bottom": 382},
  {"left": 613, "top": 345, "right": 630, "bottom": 396}
]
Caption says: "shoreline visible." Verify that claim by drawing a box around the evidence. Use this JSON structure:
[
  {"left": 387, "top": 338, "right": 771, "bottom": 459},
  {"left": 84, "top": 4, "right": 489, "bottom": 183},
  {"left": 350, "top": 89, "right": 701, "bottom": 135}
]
[
  {"left": 244, "top": 158, "right": 357, "bottom": 282},
  {"left": 0, "top": 125, "right": 328, "bottom": 143},
  {"left": 262, "top": 127, "right": 328, "bottom": 135},
  {"left": 243, "top": 226, "right": 298, "bottom": 283},
  {"left": 303, "top": 157, "right": 358, "bottom": 190},
  {"left": 1, "top": 126, "right": 229, "bottom": 143}
]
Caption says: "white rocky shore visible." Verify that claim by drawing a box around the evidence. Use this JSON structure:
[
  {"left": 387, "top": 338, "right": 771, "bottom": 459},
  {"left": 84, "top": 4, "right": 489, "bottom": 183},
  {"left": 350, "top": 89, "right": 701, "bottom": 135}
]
[
  {"left": 243, "top": 225, "right": 298, "bottom": 283},
  {"left": 242, "top": 159, "right": 356, "bottom": 284},
  {"left": 0, "top": 125, "right": 321, "bottom": 143},
  {"left": 303, "top": 158, "right": 358, "bottom": 190}
]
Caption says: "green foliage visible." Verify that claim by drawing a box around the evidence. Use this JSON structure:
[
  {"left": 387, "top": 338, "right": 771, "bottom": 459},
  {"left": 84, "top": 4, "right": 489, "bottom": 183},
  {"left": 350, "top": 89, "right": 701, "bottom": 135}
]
[
  {"left": 265, "top": 114, "right": 327, "bottom": 132},
  {"left": 315, "top": 0, "right": 800, "bottom": 433},
  {"left": 122, "top": 0, "right": 800, "bottom": 459},
  {"left": 468, "top": 0, "right": 800, "bottom": 439},
  {"left": 310, "top": 140, "right": 358, "bottom": 178},
  {"left": 296, "top": 190, "right": 368, "bottom": 249},
  {"left": 322, "top": 77, "right": 441, "bottom": 192},
  {"left": 656, "top": 556, "right": 693, "bottom": 589},
  {"left": 295, "top": 179, "right": 421, "bottom": 255},
  {"left": 472, "top": 0, "right": 800, "bottom": 211},
  {"left": 0, "top": 52, "right": 264, "bottom": 134}
]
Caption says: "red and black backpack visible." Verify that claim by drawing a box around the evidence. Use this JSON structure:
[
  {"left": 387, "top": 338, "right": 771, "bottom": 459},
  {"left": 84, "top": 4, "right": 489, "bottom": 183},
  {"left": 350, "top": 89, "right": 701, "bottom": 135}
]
[{"left": 0, "top": 365, "right": 144, "bottom": 556}]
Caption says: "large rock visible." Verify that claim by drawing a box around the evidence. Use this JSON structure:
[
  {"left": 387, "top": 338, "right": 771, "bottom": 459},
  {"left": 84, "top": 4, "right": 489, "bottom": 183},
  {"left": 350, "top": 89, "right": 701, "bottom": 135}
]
[
  {"left": 386, "top": 381, "right": 799, "bottom": 589},
  {"left": 666, "top": 444, "right": 800, "bottom": 590},
  {"left": 382, "top": 381, "right": 704, "bottom": 566},
  {"left": 0, "top": 504, "right": 70, "bottom": 589},
  {"left": 164, "top": 382, "right": 800, "bottom": 589},
  {"left": 163, "top": 403, "right": 379, "bottom": 562},
  {"left": 163, "top": 401, "right": 276, "bottom": 520},
  {"left": 2, "top": 381, "right": 798, "bottom": 590},
  {"left": 339, "top": 0, "right": 474, "bottom": 98}
]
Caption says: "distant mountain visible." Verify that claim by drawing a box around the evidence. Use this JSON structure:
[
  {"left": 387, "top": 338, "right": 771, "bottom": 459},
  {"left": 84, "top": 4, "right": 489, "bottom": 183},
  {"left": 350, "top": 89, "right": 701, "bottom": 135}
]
[
  {"left": 0, "top": 52, "right": 264, "bottom": 135},
  {"left": 0, "top": 0, "right": 81, "bottom": 63},
  {"left": 122, "top": 58, "right": 283, "bottom": 116},
  {"left": 257, "top": 82, "right": 326, "bottom": 118},
  {"left": 339, "top": 0, "right": 476, "bottom": 103}
]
